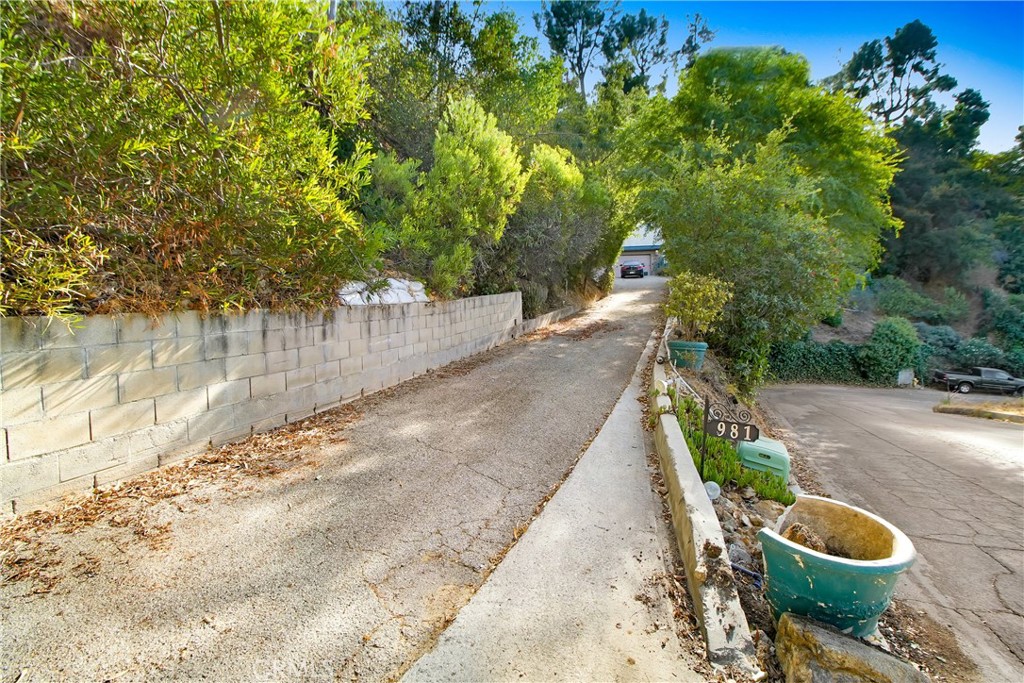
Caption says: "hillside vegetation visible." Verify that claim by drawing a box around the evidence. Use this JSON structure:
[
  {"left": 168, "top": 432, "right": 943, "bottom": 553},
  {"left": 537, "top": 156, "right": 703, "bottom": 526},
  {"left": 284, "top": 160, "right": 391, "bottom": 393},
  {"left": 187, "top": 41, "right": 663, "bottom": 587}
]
[{"left": 2, "top": 2, "right": 1020, "bottom": 392}]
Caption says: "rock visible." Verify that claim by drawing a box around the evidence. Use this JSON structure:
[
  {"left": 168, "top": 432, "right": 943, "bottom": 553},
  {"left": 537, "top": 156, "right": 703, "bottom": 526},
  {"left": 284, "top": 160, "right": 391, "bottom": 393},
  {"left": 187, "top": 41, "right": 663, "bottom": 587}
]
[
  {"left": 728, "top": 543, "right": 753, "bottom": 566},
  {"left": 740, "top": 486, "right": 757, "bottom": 501},
  {"left": 782, "top": 522, "right": 827, "bottom": 553},
  {"left": 740, "top": 514, "right": 753, "bottom": 528},
  {"left": 776, "top": 613, "right": 930, "bottom": 683},
  {"left": 755, "top": 499, "right": 787, "bottom": 520}
]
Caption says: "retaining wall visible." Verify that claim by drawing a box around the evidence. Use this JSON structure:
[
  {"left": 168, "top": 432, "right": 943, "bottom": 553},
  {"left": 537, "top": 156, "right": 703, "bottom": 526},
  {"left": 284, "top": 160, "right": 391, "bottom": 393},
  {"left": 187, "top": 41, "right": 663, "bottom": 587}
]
[{"left": 0, "top": 293, "right": 522, "bottom": 512}]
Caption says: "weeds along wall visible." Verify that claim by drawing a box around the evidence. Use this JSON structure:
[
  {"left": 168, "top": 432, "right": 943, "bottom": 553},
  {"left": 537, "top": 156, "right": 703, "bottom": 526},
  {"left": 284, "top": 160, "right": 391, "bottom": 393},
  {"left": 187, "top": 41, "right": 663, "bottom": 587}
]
[{"left": 0, "top": 294, "right": 522, "bottom": 513}]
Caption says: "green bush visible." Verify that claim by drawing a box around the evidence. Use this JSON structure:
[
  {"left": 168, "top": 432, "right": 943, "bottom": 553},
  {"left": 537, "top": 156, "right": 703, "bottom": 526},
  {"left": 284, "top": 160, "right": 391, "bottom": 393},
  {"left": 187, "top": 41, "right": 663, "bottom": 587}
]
[
  {"left": 769, "top": 339, "right": 862, "bottom": 384},
  {"left": 954, "top": 338, "right": 1006, "bottom": 369},
  {"left": 913, "top": 323, "right": 963, "bottom": 351},
  {"left": 2, "top": 0, "right": 377, "bottom": 315},
  {"left": 980, "top": 290, "right": 1024, "bottom": 351},
  {"left": 872, "top": 276, "right": 968, "bottom": 324},
  {"left": 858, "top": 317, "right": 922, "bottom": 385},
  {"left": 821, "top": 310, "right": 844, "bottom": 327}
]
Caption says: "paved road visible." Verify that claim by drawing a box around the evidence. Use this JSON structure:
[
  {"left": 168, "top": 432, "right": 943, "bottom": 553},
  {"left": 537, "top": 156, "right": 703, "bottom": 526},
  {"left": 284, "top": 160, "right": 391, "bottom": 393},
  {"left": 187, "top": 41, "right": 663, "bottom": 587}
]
[
  {"left": 2, "top": 276, "right": 682, "bottom": 682},
  {"left": 761, "top": 384, "right": 1024, "bottom": 682}
]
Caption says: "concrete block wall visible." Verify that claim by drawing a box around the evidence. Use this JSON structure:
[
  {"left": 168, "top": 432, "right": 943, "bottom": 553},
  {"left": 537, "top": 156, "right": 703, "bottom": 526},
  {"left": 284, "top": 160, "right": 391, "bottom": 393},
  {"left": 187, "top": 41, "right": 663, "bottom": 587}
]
[{"left": 0, "top": 293, "right": 521, "bottom": 512}]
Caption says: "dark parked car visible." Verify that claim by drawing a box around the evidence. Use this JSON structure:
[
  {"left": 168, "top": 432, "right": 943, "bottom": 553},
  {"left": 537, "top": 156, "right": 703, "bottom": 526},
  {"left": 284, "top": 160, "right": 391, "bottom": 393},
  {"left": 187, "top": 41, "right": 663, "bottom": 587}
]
[
  {"left": 620, "top": 262, "right": 645, "bottom": 278},
  {"left": 932, "top": 367, "right": 1024, "bottom": 395}
]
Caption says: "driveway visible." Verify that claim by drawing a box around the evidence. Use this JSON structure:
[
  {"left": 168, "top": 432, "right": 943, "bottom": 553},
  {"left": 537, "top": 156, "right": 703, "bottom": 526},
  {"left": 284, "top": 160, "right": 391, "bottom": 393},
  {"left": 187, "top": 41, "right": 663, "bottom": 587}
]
[
  {"left": 761, "top": 384, "right": 1024, "bottom": 682},
  {"left": 1, "top": 276, "right": 673, "bottom": 682}
]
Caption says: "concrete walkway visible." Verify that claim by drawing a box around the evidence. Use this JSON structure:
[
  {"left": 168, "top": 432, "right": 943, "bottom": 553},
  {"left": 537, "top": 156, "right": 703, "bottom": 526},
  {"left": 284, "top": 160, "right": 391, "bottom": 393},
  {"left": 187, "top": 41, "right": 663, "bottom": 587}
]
[{"left": 404, "top": 335, "right": 704, "bottom": 682}]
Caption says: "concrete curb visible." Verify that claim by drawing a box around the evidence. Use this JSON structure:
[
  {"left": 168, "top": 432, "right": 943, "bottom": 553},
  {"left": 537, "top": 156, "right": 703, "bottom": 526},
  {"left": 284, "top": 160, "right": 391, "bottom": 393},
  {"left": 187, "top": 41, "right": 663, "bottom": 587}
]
[
  {"left": 650, "top": 340, "right": 762, "bottom": 678},
  {"left": 933, "top": 404, "right": 1024, "bottom": 423}
]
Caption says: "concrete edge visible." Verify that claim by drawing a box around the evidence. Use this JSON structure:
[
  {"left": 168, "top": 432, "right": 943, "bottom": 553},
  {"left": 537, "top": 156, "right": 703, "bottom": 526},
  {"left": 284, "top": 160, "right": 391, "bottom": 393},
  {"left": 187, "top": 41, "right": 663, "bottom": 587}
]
[
  {"left": 650, "top": 343, "right": 763, "bottom": 678},
  {"left": 932, "top": 404, "right": 1024, "bottom": 423},
  {"left": 517, "top": 305, "right": 579, "bottom": 336}
]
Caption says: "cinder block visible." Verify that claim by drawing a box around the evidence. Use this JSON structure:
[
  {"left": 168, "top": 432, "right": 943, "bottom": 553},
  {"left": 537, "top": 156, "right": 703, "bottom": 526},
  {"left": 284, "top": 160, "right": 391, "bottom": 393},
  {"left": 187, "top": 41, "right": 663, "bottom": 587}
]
[
  {"left": 177, "top": 358, "right": 226, "bottom": 391},
  {"left": 1, "top": 386, "right": 44, "bottom": 425},
  {"left": 247, "top": 329, "right": 286, "bottom": 354},
  {"left": 88, "top": 342, "right": 153, "bottom": 376},
  {"left": 398, "top": 344, "right": 416, "bottom": 361},
  {"left": 128, "top": 421, "right": 189, "bottom": 455},
  {"left": 362, "top": 351, "right": 383, "bottom": 371},
  {"left": 44, "top": 375, "right": 119, "bottom": 416},
  {"left": 2, "top": 348, "right": 86, "bottom": 389},
  {"left": 155, "top": 387, "right": 208, "bottom": 423},
  {"left": 251, "top": 413, "right": 287, "bottom": 434},
  {"left": 266, "top": 348, "right": 299, "bottom": 374},
  {"left": 348, "top": 338, "right": 369, "bottom": 356},
  {"left": 298, "top": 345, "right": 324, "bottom": 368},
  {"left": 156, "top": 441, "right": 207, "bottom": 466},
  {"left": 187, "top": 405, "right": 238, "bottom": 444},
  {"left": 338, "top": 320, "right": 363, "bottom": 341},
  {"left": 173, "top": 310, "right": 206, "bottom": 338},
  {"left": 323, "top": 341, "right": 350, "bottom": 362},
  {"left": 338, "top": 357, "right": 361, "bottom": 377},
  {"left": 283, "top": 326, "right": 314, "bottom": 350},
  {"left": 205, "top": 332, "right": 248, "bottom": 360},
  {"left": 0, "top": 455, "right": 59, "bottom": 501},
  {"left": 0, "top": 317, "right": 41, "bottom": 353},
  {"left": 11, "top": 472, "right": 95, "bottom": 512},
  {"left": 7, "top": 413, "right": 91, "bottom": 459},
  {"left": 225, "top": 354, "right": 267, "bottom": 380},
  {"left": 153, "top": 338, "right": 205, "bottom": 367},
  {"left": 91, "top": 400, "right": 155, "bottom": 439},
  {"left": 57, "top": 436, "right": 132, "bottom": 481},
  {"left": 211, "top": 424, "right": 252, "bottom": 447},
  {"left": 380, "top": 349, "right": 400, "bottom": 367},
  {"left": 286, "top": 408, "right": 315, "bottom": 424},
  {"left": 39, "top": 317, "right": 117, "bottom": 349},
  {"left": 315, "top": 377, "right": 344, "bottom": 407},
  {"left": 117, "top": 314, "right": 174, "bottom": 343},
  {"left": 251, "top": 372, "right": 287, "bottom": 398},
  {"left": 414, "top": 342, "right": 428, "bottom": 356},
  {"left": 315, "top": 361, "right": 341, "bottom": 383},
  {"left": 120, "top": 367, "right": 177, "bottom": 403},
  {"left": 94, "top": 454, "right": 161, "bottom": 487},
  {"left": 286, "top": 366, "right": 315, "bottom": 390},
  {"left": 208, "top": 379, "right": 251, "bottom": 408}
]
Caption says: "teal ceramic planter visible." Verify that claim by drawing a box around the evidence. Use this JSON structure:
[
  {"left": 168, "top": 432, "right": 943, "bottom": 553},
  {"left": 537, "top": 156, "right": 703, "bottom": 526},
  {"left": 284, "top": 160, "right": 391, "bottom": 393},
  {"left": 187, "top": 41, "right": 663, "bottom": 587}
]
[
  {"left": 757, "top": 495, "right": 916, "bottom": 638},
  {"left": 667, "top": 340, "right": 708, "bottom": 370}
]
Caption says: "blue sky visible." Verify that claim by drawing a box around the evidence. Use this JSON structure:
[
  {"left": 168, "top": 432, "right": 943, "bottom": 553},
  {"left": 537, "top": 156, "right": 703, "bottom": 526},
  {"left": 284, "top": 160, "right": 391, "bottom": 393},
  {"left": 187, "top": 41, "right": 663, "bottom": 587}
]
[{"left": 498, "top": 1, "right": 1023, "bottom": 152}]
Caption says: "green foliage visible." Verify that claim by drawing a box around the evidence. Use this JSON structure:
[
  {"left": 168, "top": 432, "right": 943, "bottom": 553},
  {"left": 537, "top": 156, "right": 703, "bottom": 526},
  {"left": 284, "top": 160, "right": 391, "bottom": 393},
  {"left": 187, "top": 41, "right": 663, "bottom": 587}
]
[
  {"left": 980, "top": 290, "right": 1024, "bottom": 351},
  {"left": 387, "top": 97, "right": 527, "bottom": 297},
  {"left": 0, "top": 229, "right": 106, "bottom": 319},
  {"left": 628, "top": 127, "right": 849, "bottom": 392},
  {"left": 913, "top": 323, "right": 963, "bottom": 352},
  {"left": 677, "top": 397, "right": 795, "bottom": 506},
  {"left": 872, "top": 276, "right": 968, "bottom": 324},
  {"left": 826, "top": 19, "right": 956, "bottom": 126},
  {"left": 665, "top": 271, "right": 732, "bottom": 340},
  {"left": 858, "top": 317, "right": 922, "bottom": 384},
  {"left": 821, "top": 310, "right": 844, "bottom": 328},
  {"left": 2, "top": 0, "right": 375, "bottom": 315},
  {"left": 535, "top": 0, "right": 617, "bottom": 98},
  {"left": 769, "top": 340, "right": 862, "bottom": 384},
  {"left": 954, "top": 338, "right": 1006, "bottom": 369}
]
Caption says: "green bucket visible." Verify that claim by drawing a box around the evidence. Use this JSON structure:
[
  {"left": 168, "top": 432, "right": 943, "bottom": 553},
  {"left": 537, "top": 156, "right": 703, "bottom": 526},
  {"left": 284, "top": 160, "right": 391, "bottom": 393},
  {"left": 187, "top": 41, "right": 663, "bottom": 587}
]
[
  {"left": 757, "top": 495, "right": 916, "bottom": 637},
  {"left": 666, "top": 340, "right": 708, "bottom": 370}
]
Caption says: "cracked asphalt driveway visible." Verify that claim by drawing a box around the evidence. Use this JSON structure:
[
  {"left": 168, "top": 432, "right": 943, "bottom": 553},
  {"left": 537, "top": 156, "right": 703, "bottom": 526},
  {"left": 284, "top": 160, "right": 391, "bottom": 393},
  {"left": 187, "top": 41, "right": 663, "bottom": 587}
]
[
  {"left": 1, "top": 276, "right": 667, "bottom": 682},
  {"left": 761, "top": 384, "right": 1024, "bottom": 683}
]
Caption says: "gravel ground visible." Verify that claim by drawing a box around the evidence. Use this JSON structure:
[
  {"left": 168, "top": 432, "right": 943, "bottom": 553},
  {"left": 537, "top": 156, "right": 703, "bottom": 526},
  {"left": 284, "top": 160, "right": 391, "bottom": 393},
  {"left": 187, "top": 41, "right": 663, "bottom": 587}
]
[{"left": 1, "top": 276, "right": 666, "bottom": 683}]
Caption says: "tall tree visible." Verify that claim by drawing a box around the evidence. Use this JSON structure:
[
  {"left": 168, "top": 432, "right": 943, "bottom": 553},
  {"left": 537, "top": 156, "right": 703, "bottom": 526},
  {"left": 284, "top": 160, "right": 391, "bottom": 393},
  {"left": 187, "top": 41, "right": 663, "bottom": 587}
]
[
  {"left": 601, "top": 9, "right": 668, "bottom": 93},
  {"left": 535, "top": 0, "right": 618, "bottom": 99},
  {"left": 827, "top": 19, "right": 957, "bottom": 125}
]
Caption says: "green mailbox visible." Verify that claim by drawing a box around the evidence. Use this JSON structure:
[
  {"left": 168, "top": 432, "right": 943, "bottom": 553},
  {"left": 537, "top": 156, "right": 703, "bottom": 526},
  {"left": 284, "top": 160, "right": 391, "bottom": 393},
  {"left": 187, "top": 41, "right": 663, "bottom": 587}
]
[{"left": 736, "top": 436, "right": 790, "bottom": 483}]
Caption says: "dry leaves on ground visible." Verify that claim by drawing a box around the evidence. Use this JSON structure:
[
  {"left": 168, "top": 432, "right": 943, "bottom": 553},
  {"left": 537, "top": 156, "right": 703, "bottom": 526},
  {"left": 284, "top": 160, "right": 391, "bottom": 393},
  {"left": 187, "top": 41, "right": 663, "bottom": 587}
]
[{"left": 0, "top": 405, "right": 362, "bottom": 594}]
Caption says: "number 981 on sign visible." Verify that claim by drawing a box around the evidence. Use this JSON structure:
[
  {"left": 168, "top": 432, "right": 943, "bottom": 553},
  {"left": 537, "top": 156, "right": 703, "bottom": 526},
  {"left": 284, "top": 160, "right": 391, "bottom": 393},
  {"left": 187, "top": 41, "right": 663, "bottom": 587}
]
[{"left": 707, "top": 419, "right": 759, "bottom": 443}]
